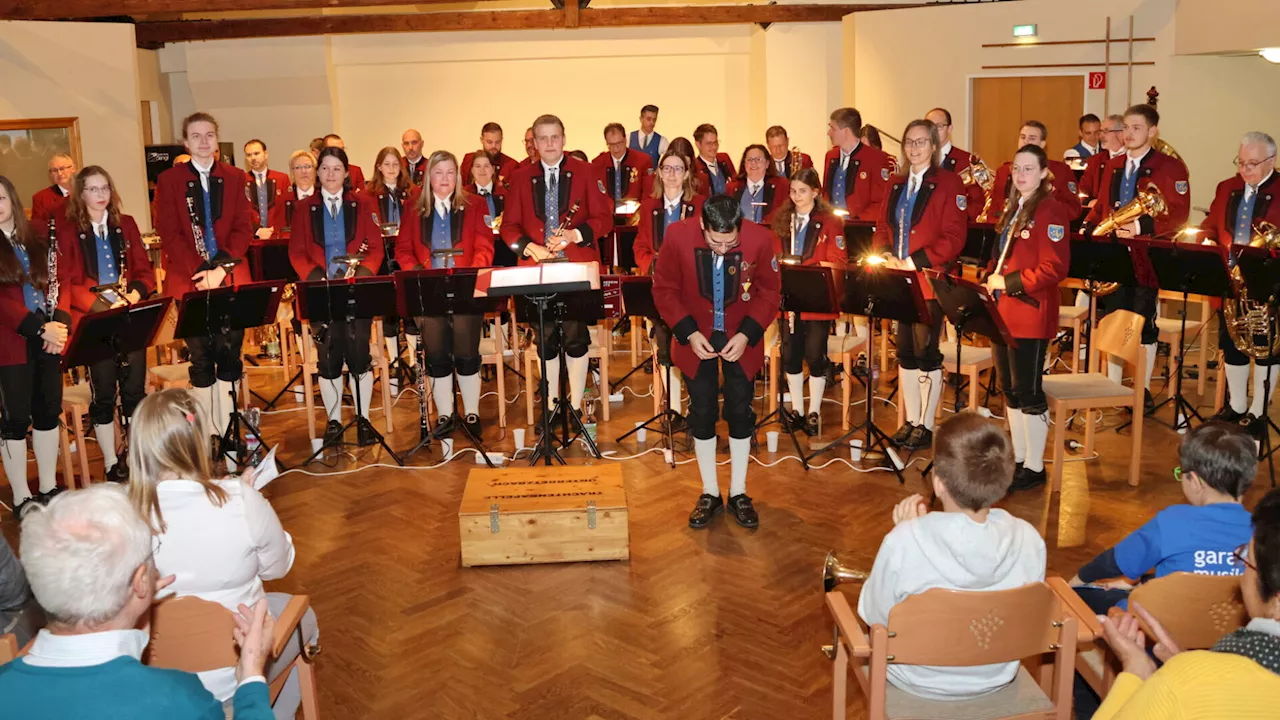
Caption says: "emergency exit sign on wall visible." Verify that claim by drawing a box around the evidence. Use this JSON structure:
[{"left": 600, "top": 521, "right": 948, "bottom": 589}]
[{"left": 1013, "top": 24, "right": 1037, "bottom": 38}]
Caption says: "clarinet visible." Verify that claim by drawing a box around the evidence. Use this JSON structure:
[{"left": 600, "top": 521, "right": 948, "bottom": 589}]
[
  {"left": 339, "top": 214, "right": 375, "bottom": 280},
  {"left": 45, "top": 217, "right": 59, "bottom": 314},
  {"left": 186, "top": 196, "right": 210, "bottom": 263}
]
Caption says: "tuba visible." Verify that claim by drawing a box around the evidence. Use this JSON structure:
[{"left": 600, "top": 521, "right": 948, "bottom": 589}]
[
  {"left": 960, "top": 157, "right": 995, "bottom": 222},
  {"left": 1223, "top": 221, "right": 1280, "bottom": 359},
  {"left": 1153, "top": 137, "right": 1187, "bottom": 177}
]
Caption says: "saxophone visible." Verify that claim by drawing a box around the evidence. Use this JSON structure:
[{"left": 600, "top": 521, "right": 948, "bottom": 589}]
[{"left": 45, "top": 217, "right": 59, "bottom": 314}]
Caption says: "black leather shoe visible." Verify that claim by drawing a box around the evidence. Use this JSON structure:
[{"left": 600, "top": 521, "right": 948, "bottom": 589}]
[
  {"left": 463, "top": 413, "right": 482, "bottom": 438},
  {"left": 902, "top": 425, "right": 933, "bottom": 451},
  {"left": 1242, "top": 413, "right": 1268, "bottom": 439},
  {"left": 324, "top": 420, "right": 344, "bottom": 446},
  {"left": 688, "top": 494, "right": 724, "bottom": 529},
  {"left": 37, "top": 486, "right": 64, "bottom": 505},
  {"left": 727, "top": 494, "right": 759, "bottom": 528},
  {"left": 1144, "top": 389, "right": 1156, "bottom": 415},
  {"left": 804, "top": 412, "right": 820, "bottom": 437},
  {"left": 357, "top": 422, "right": 378, "bottom": 447},
  {"left": 890, "top": 422, "right": 915, "bottom": 447},
  {"left": 1212, "top": 407, "right": 1245, "bottom": 423},
  {"left": 13, "top": 496, "right": 40, "bottom": 519},
  {"left": 1009, "top": 466, "right": 1047, "bottom": 493},
  {"left": 431, "top": 415, "right": 456, "bottom": 439},
  {"left": 106, "top": 460, "right": 129, "bottom": 484}
]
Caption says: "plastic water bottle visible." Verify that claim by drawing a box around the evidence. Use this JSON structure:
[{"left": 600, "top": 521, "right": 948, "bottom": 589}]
[{"left": 245, "top": 407, "right": 262, "bottom": 460}]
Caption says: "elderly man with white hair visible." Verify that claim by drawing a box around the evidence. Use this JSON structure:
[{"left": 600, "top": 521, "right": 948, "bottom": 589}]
[{"left": 0, "top": 486, "right": 274, "bottom": 720}]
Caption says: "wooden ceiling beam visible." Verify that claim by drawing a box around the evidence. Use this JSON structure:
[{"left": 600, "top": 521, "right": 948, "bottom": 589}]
[
  {"left": 133, "top": 4, "right": 913, "bottom": 44},
  {"left": 0, "top": 0, "right": 485, "bottom": 20}
]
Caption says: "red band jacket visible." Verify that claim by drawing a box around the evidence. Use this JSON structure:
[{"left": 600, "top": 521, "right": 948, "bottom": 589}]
[
  {"left": 940, "top": 146, "right": 987, "bottom": 221},
  {"left": 591, "top": 149, "right": 654, "bottom": 202},
  {"left": 499, "top": 156, "right": 612, "bottom": 267},
  {"left": 822, "top": 143, "right": 893, "bottom": 222},
  {"left": 633, "top": 194, "right": 705, "bottom": 275},
  {"left": 992, "top": 159, "right": 1082, "bottom": 223},
  {"left": 0, "top": 230, "right": 72, "bottom": 366},
  {"left": 987, "top": 197, "right": 1073, "bottom": 339},
  {"left": 56, "top": 213, "right": 156, "bottom": 328},
  {"left": 872, "top": 167, "right": 968, "bottom": 301},
  {"left": 772, "top": 209, "right": 848, "bottom": 321},
  {"left": 1202, "top": 172, "right": 1280, "bottom": 249},
  {"left": 726, "top": 176, "right": 789, "bottom": 227},
  {"left": 1083, "top": 150, "right": 1190, "bottom": 239},
  {"left": 287, "top": 190, "right": 384, "bottom": 282},
  {"left": 395, "top": 190, "right": 494, "bottom": 271},
  {"left": 154, "top": 161, "right": 254, "bottom": 298},
  {"left": 244, "top": 169, "right": 290, "bottom": 233},
  {"left": 693, "top": 153, "right": 737, "bottom": 197}
]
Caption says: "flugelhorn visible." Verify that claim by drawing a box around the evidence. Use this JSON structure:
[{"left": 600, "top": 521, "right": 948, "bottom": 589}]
[
  {"left": 1224, "top": 221, "right": 1280, "bottom": 360},
  {"left": 1092, "top": 183, "right": 1168, "bottom": 238}
]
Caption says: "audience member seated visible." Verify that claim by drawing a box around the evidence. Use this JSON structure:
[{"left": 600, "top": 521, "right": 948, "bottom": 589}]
[
  {"left": 128, "top": 388, "right": 318, "bottom": 720},
  {"left": 0, "top": 533, "right": 44, "bottom": 647},
  {"left": 0, "top": 485, "right": 274, "bottom": 719},
  {"left": 1094, "top": 486, "right": 1280, "bottom": 719},
  {"left": 858, "top": 410, "right": 1046, "bottom": 699},
  {"left": 1071, "top": 423, "right": 1255, "bottom": 614}
]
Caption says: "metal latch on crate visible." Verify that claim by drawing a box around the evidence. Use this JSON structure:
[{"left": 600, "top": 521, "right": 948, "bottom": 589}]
[
  {"left": 587, "top": 500, "right": 597, "bottom": 529},
  {"left": 489, "top": 503, "right": 500, "bottom": 533}
]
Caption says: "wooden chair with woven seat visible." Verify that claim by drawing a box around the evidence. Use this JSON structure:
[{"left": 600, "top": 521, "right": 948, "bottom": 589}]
[
  {"left": 523, "top": 325, "right": 611, "bottom": 425},
  {"left": 147, "top": 594, "right": 320, "bottom": 720},
  {"left": 825, "top": 583, "right": 1077, "bottom": 720},
  {"left": 1043, "top": 309, "right": 1147, "bottom": 490}
]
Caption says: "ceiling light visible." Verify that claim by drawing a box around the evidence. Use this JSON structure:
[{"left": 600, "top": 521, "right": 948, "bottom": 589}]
[{"left": 1260, "top": 48, "right": 1280, "bottom": 63}]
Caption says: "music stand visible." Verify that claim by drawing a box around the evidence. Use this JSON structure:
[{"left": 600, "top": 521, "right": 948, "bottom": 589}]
[
  {"left": 175, "top": 281, "right": 284, "bottom": 470},
  {"left": 478, "top": 262, "right": 604, "bottom": 465},
  {"left": 805, "top": 263, "right": 929, "bottom": 484},
  {"left": 842, "top": 221, "right": 876, "bottom": 262},
  {"left": 395, "top": 267, "right": 501, "bottom": 466},
  {"left": 959, "top": 223, "right": 998, "bottom": 267},
  {"left": 1067, "top": 238, "right": 1142, "bottom": 373},
  {"left": 929, "top": 272, "right": 1017, "bottom": 410},
  {"left": 1146, "top": 241, "right": 1230, "bottom": 432},
  {"left": 613, "top": 277, "right": 683, "bottom": 466},
  {"left": 760, "top": 263, "right": 840, "bottom": 471},
  {"left": 1234, "top": 245, "right": 1280, "bottom": 486},
  {"left": 294, "top": 276, "right": 403, "bottom": 467}
]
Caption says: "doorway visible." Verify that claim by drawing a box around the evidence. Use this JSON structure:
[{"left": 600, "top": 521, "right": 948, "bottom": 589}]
[{"left": 971, "top": 75, "right": 1085, "bottom": 165}]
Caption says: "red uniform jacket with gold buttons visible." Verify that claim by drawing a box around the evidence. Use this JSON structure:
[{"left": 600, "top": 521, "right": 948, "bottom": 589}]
[
  {"left": 726, "top": 176, "right": 789, "bottom": 227},
  {"left": 154, "top": 161, "right": 254, "bottom": 298},
  {"left": 872, "top": 167, "right": 967, "bottom": 301},
  {"left": 653, "top": 218, "right": 781, "bottom": 379},
  {"left": 822, "top": 143, "right": 893, "bottom": 222},
  {"left": 987, "top": 197, "right": 1073, "bottom": 339},
  {"left": 692, "top": 153, "right": 737, "bottom": 197},
  {"left": 1078, "top": 151, "right": 1117, "bottom": 204},
  {"left": 29, "top": 186, "right": 69, "bottom": 229},
  {"left": 499, "top": 156, "right": 612, "bottom": 267},
  {"left": 244, "top": 169, "right": 290, "bottom": 234},
  {"left": 461, "top": 151, "right": 518, "bottom": 189},
  {"left": 287, "top": 190, "right": 384, "bottom": 282},
  {"left": 1202, "top": 172, "right": 1280, "bottom": 249},
  {"left": 591, "top": 149, "right": 654, "bottom": 202},
  {"left": 772, "top": 209, "right": 848, "bottom": 321},
  {"left": 633, "top": 194, "right": 705, "bottom": 275},
  {"left": 395, "top": 189, "right": 493, "bottom": 271},
  {"left": 1083, "top": 150, "right": 1190, "bottom": 239},
  {"left": 0, "top": 228, "right": 72, "bottom": 367},
  {"left": 992, "top": 159, "right": 1082, "bottom": 222},
  {"left": 56, "top": 213, "right": 156, "bottom": 328},
  {"left": 401, "top": 155, "right": 427, "bottom": 187}
]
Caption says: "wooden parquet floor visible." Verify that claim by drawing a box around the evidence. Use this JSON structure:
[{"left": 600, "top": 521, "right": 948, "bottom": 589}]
[{"left": 3, "top": 340, "right": 1276, "bottom": 719}]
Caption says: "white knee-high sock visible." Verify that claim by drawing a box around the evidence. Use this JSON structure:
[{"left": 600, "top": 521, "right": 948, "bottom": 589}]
[
  {"left": 2, "top": 439, "right": 31, "bottom": 504},
  {"left": 384, "top": 337, "right": 399, "bottom": 368},
  {"left": 352, "top": 372, "right": 373, "bottom": 419},
  {"left": 729, "top": 437, "right": 750, "bottom": 498},
  {"left": 32, "top": 429, "right": 59, "bottom": 493},
  {"left": 921, "top": 370, "right": 944, "bottom": 430},
  {"left": 665, "top": 368, "right": 683, "bottom": 415},
  {"left": 405, "top": 334, "right": 418, "bottom": 366},
  {"left": 193, "top": 383, "right": 215, "bottom": 433},
  {"left": 808, "top": 376, "right": 826, "bottom": 417},
  {"left": 213, "top": 379, "right": 234, "bottom": 436},
  {"left": 786, "top": 373, "right": 805, "bottom": 413},
  {"left": 1143, "top": 343, "right": 1157, "bottom": 391},
  {"left": 1075, "top": 290, "right": 1090, "bottom": 309},
  {"left": 1006, "top": 408, "right": 1027, "bottom": 464},
  {"left": 1250, "top": 365, "right": 1280, "bottom": 418},
  {"left": 319, "top": 377, "right": 343, "bottom": 423},
  {"left": 694, "top": 437, "right": 719, "bottom": 496},
  {"left": 1023, "top": 411, "right": 1049, "bottom": 472},
  {"left": 431, "top": 375, "right": 454, "bottom": 418},
  {"left": 899, "top": 368, "right": 921, "bottom": 426},
  {"left": 1107, "top": 356, "right": 1125, "bottom": 385},
  {"left": 1226, "top": 363, "right": 1250, "bottom": 414},
  {"left": 457, "top": 372, "right": 481, "bottom": 416},
  {"left": 567, "top": 354, "right": 590, "bottom": 411},
  {"left": 95, "top": 424, "right": 118, "bottom": 471},
  {"left": 543, "top": 357, "right": 561, "bottom": 409}
]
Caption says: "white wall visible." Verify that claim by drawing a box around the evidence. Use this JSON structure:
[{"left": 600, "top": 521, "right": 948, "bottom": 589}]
[
  {"left": 0, "top": 21, "right": 150, "bottom": 227},
  {"left": 136, "top": 48, "right": 174, "bottom": 145}
]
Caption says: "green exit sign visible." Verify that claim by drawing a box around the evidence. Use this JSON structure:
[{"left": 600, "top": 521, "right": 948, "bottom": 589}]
[{"left": 1013, "top": 24, "right": 1038, "bottom": 38}]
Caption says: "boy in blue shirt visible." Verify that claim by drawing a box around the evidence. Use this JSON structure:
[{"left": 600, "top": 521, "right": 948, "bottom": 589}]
[{"left": 1070, "top": 422, "right": 1256, "bottom": 614}]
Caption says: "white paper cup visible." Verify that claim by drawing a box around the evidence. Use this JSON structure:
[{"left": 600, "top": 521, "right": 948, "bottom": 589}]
[
  {"left": 766, "top": 430, "right": 779, "bottom": 453},
  {"left": 663, "top": 449, "right": 673, "bottom": 464},
  {"left": 293, "top": 385, "right": 305, "bottom": 403},
  {"left": 311, "top": 438, "right": 322, "bottom": 453},
  {"left": 636, "top": 421, "right": 647, "bottom": 443},
  {"left": 850, "top": 438, "right": 863, "bottom": 462},
  {"left": 512, "top": 428, "right": 526, "bottom": 450}
]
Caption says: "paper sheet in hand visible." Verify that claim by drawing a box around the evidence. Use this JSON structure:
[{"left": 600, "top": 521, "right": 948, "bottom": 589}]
[{"left": 252, "top": 445, "right": 281, "bottom": 490}]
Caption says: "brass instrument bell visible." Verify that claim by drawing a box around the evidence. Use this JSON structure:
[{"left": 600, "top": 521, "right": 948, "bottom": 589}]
[
  {"left": 1091, "top": 183, "right": 1168, "bottom": 238},
  {"left": 822, "top": 550, "right": 868, "bottom": 593}
]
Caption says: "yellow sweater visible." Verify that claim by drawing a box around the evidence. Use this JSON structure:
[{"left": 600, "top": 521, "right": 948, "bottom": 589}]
[{"left": 1094, "top": 650, "right": 1280, "bottom": 719}]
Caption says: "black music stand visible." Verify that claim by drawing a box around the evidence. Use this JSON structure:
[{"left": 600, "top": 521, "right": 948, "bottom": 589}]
[
  {"left": 175, "top": 281, "right": 284, "bottom": 470},
  {"left": 1235, "top": 246, "right": 1280, "bottom": 487},
  {"left": 1146, "top": 241, "right": 1230, "bottom": 432},
  {"left": 960, "top": 224, "right": 998, "bottom": 267},
  {"left": 929, "top": 272, "right": 1017, "bottom": 412},
  {"left": 481, "top": 263, "right": 603, "bottom": 465},
  {"left": 842, "top": 221, "right": 877, "bottom": 262},
  {"left": 395, "top": 267, "right": 500, "bottom": 467},
  {"left": 1068, "top": 238, "right": 1141, "bottom": 373},
  {"left": 613, "top": 277, "right": 683, "bottom": 466},
  {"left": 295, "top": 276, "right": 403, "bottom": 467},
  {"left": 804, "top": 264, "right": 929, "bottom": 484},
  {"left": 759, "top": 263, "right": 839, "bottom": 471}
]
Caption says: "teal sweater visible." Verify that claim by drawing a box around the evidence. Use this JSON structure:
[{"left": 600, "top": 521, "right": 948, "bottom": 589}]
[{"left": 0, "top": 656, "right": 272, "bottom": 719}]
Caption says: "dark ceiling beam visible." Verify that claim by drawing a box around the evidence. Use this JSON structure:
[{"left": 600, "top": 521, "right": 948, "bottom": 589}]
[{"left": 0, "top": 0, "right": 486, "bottom": 20}]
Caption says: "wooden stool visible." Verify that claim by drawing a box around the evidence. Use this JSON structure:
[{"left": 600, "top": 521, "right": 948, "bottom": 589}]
[{"left": 60, "top": 382, "right": 94, "bottom": 488}]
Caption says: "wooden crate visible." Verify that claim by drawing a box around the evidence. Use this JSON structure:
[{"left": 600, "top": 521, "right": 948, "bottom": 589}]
[{"left": 458, "top": 464, "right": 629, "bottom": 567}]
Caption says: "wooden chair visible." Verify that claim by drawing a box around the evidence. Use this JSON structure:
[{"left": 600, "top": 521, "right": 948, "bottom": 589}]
[
  {"left": 60, "top": 382, "right": 94, "bottom": 488},
  {"left": 523, "top": 325, "right": 610, "bottom": 425},
  {"left": 1043, "top": 309, "right": 1146, "bottom": 490},
  {"left": 299, "top": 319, "right": 395, "bottom": 445},
  {"left": 147, "top": 595, "right": 320, "bottom": 720},
  {"left": 826, "top": 583, "right": 1077, "bottom": 720},
  {"left": 1156, "top": 290, "right": 1210, "bottom": 397},
  {"left": 1057, "top": 305, "right": 1087, "bottom": 373},
  {"left": 474, "top": 316, "right": 512, "bottom": 429},
  {"left": 828, "top": 323, "right": 869, "bottom": 431},
  {"left": 0, "top": 633, "right": 17, "bottom": 663},
  {"left": 897, "top": 324, "right": 995, "bottom": 429}
]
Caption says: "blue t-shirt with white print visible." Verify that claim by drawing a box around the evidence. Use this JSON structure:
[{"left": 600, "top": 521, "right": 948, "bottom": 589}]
[{"left": 1113, "top": 502, "right": 1253, "bottom": 580}]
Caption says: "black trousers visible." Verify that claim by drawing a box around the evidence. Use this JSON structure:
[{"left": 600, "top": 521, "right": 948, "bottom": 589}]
[
  {"left": 652, "top": 319, "right": 673, "bottom": 367},
  {"left": 88, "top": 350, "right": 148, "bottom": 426},
  {"left": 1218, "top": 308, "right": 1279, "bottom": 367},
  {"left": 415, "top": 314, "right": 483, "bottom": 377},
  {"left": 780, "top": 318, "right": 830, "bottom": 375},
  {"left": 1099, "top": 286, "right": 1158, "bottom": 345},
  {"left": 314, "top": 318, "right": 372, "bottom": 379},
  {"left": 0, "top": 339, "right": 63, "bottom": 439},
  {"left": 532, "top": 319, "right": 590, "bottom": 360},
  {"left": 895, "top": 300, "right": 944, "bottom": 371},
  {"left": 186, "top": 331, "right": 245, "bottom": 388},
  {"left": 994, "top": 338, "right": 1050, "bottom": 415},
  {"left": 686, "top": 331, "right": 756, "bottom": 440}
]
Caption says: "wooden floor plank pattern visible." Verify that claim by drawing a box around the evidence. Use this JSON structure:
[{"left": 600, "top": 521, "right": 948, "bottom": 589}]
[{"left": 3, "top": 344, "right": 1273, "bottom": 719}]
